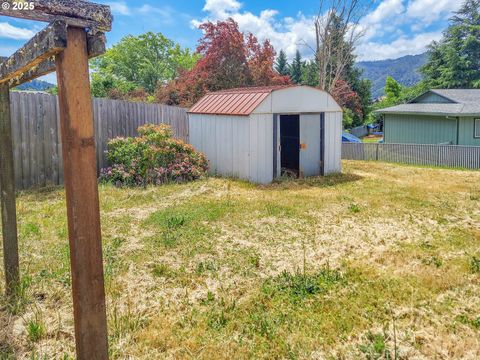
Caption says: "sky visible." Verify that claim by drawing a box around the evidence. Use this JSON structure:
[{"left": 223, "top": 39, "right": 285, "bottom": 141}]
[{"left": 0, "top": 0, "right": 463, "bottom": 83}]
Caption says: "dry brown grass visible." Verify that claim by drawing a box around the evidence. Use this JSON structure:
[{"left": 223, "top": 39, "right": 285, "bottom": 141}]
[{"left": 0, "top": 160, "right": 479, "bottom": 359}]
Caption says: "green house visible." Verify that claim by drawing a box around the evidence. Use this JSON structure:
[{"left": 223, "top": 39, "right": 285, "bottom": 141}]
[{"left": 378, "top": 89, "right": 480, "bottom": 146}]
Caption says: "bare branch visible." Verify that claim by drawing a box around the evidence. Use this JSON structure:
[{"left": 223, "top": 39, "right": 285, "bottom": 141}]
[{"left": 314, "top": 0, "right": 372, "bottom": 92}]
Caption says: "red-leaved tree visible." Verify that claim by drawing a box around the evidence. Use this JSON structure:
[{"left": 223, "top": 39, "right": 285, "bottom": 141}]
[
  {"left": 246, "top": 34, "right": 291, "bottom": 86},
  {"left": 156, "top": 18, "right": 290, "bottom": 107},
  {"left": 331, "top": 79, "right": 363, "bottom": 119}
]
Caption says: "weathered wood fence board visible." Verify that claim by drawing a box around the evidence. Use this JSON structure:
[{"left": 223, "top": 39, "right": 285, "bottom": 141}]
[
  {"left": 9, "top": 92, "right": 188, "bottom": 189},
  {"left": 342, "top": 143, "right": 480, "bottom": 169}
]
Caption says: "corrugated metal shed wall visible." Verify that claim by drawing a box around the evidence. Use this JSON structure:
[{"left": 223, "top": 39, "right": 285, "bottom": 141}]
[
  {"left": 189, "top": 113, "right": 273, "bottom": 183},
  {"left": 189, "top": 86, "right": 343, "bottom": 184},
  {"left": 249, "top": 114, "right": 274, "bottom": 183},
  {"left": 300, "top": 114, "right": 321, "bottom": 177},
  {"left": 324, "top": 112, "right": 343, "bottom": 174}
]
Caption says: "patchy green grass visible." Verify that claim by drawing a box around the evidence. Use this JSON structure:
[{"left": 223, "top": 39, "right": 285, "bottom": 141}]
[{"left": 0, "top": 161, "right": 479, "bottom": 359}]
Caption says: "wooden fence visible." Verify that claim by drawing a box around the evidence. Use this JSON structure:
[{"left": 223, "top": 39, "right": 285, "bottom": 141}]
[
  {"left": 342, "top": 142, "right": 480, "bottom": 169},
  {"left": 9, "top": 92, "right": 189, "bottom": 189}
]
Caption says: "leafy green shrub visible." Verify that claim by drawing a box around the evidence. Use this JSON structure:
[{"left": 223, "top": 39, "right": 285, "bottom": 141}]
[{"left": 100, "top": 124, "right": 208, "bottom": 186}]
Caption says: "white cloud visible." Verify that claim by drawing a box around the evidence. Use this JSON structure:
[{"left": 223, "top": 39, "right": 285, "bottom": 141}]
[
  {"left": 106, "top": 1, "right": 131, "bottom": 16},
  {"left": 359, "top": 0, "right": 406, "bottom": 41},
  {"left": 362, "top": 0, "right": 405, "bottom": 25},
  {"left": 192, "top": 0, "right": 459, "bottom": 61},
  {"left": 202, "top": 0, "right": 242, "bottom": 18},
  {"left": 192, "top": 3, "right": 316, "bottom": 60},
  {"left": 356, "top": 31, "right": 442, "bottom": 61},
  {"left": 407, "top": 0, "right": 462, "bottom": 24},
  {"left": 0, "top": 22, "right": 35, "bottom": 40}
]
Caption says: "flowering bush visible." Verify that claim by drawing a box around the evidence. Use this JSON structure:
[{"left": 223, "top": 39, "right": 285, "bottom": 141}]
[{"left": 100, "top": 124, "right": 208, "bottom": 186}]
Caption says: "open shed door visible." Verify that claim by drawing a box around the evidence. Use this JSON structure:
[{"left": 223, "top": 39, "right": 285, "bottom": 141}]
[{"left": 299, "top": 114, "right": 322, "bottom": 177}]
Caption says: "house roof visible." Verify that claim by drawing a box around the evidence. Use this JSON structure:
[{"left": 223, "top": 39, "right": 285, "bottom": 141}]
[
  {"left": 188, "top": 85, "right": 294, "bottom": 116},
  {"left": 427, "top": 89, "right": 480, "bottom": 104},
  {"left": 377, "top": 89, "right": 480, "bottom": 116}
]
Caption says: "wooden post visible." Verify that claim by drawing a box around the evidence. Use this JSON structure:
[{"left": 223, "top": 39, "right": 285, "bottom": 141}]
[
  {"left": 55, "top": 27, "right": 108, "bottom": 359},
  {"left": 0, "top": 83, "right": 19, "bottom": 297}
]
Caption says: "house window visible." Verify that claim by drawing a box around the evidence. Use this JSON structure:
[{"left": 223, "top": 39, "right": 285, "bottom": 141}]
[{"left": 476, "top": 119, "right": 480, "bottom": 138}]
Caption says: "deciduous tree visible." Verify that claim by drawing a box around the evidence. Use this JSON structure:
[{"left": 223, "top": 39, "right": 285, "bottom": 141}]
[
  {"left": 314, "top": 0, "right": 367, "bottom": 93},
  {"left": 156, "top": 18, "right": 290, "bottom": 107},
  {"left": 91, "top": 32, "right": 198, "bottom": 97}
]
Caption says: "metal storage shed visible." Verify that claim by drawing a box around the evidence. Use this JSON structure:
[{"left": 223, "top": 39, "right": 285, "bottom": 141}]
[{"left": 188, "top": 85, "right": 343, "bottom": 184}]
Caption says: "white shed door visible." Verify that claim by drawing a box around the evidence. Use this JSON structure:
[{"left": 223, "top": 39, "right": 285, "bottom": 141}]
[{"left": 299, "top": 114, "right": 321, "bottom": 177}]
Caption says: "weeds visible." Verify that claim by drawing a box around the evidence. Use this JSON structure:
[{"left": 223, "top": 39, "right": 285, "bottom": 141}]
[
  {"left": 109, "top": 301, "right": 148, "bottom": 342},
  {"left": 358, "top": 331, "right": 393, "bottom": 360},
  {"left": 262, "top": 268, "right": 344, "bottom": 302},
  {"left": 348, "top": 203, "right": 361, "bottom": 213},
  {"left": 470, "top": 256, "right": 480, "bottom": 273},
  {"left": 21, "top": 223, "right": 40, "bottom": 238},
  {"left": 422, "top": 255, "right": 443, "bottom": 268},
  {"left": 27, "top": 313, "right": 46, "bottom": 343},
  {"left": 151, "top": 263, "right": 173, "bottom": 278},
  {"left": 247, "top": 305, "right": 283, "bottom": 340},
  {"left": 456, "top": 314, "right": 480, "bottom": 329},
  {"left": 196, "top": 260, "right": 218, "bottom": 274},
  {"left": 6, "top": 275, "right": 31, "bottom": 315}
]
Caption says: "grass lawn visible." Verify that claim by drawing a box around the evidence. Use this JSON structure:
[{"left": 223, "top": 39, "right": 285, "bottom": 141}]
[
  {"left": 362, "top": 135, "right": 383, "bottom": 143},
  {"left": 1, "top": 160, "right": 479, "bottom": 359}
]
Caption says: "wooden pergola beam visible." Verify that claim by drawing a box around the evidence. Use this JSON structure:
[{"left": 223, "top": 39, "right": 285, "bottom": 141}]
[
  {"left": 0, "top": 83, "right": 19, "bottom": 298},
  {"left": 0, "top": 20, "right": 67, "bottom": 85},
  {"left": 2, "top": 32, "right": 106, "bottom": 88},
  {"left": 56, "top": 27, "right": 108, "bottom": 359},
  {"left": 0, "top": 0, "right": 112, "bottom": 32},
  {"left": 1, "top": 2, "right": 111, "bottom": 358}
]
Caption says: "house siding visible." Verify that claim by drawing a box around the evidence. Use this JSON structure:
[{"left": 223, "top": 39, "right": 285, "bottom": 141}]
[
  {"left": 413, "top": 93, "right": 452, "bottom": 104},
  {"left": 384, "top": 114, "right": 457, "bottom": 144},
  {"left": 458, "top": 117, "right": 480, "bottom": 146}
]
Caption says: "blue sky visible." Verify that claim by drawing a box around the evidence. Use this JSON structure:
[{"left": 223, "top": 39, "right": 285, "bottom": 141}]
[{"left": 0, "top": 0, "right": 462, "bottom": 82}]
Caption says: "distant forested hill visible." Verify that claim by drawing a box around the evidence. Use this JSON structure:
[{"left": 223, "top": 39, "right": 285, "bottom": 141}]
[
  {"left": 357, "top": 53, "right": 427, "bottom": 98},
  {"left": 15, "top": 79, "right": 55, "bottom": 91}
]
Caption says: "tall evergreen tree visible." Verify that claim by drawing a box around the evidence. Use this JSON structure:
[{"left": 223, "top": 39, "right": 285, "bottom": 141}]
[
  {"left": 421, "top": 0, "right": 480, "bottom": 88},
  {"left": 275, "top": 50, "right": 289, "bottom": 76},
  {"left": 290, "top": 50, "right": 303, "bottom": 84},
  {"left": 301, "top": 59, "right": 319, "bottom": 87}
]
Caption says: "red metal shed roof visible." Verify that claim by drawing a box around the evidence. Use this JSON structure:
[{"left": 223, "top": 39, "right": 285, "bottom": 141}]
[{"left": 188, "top": 85, "right": 293, "bottom": 116}]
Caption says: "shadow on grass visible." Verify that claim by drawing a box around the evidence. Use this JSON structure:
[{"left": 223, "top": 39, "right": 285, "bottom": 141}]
[
  {"left": 17, "top": 184, "right": 64, "bottom": 198},
  {"left": 263, "top": 172, "right": 362, "bottom": 191}
]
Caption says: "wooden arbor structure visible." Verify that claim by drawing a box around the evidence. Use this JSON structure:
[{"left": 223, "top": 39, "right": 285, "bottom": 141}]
[{"left": 0, "top": 1, "right": 112, "bottom": 358}]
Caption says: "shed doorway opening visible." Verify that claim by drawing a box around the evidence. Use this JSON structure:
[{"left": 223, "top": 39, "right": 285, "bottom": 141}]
[{"left": 280, "top": 114, "right": 300, "bottom": 176}]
